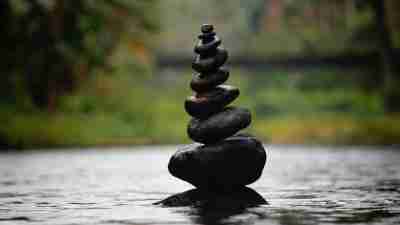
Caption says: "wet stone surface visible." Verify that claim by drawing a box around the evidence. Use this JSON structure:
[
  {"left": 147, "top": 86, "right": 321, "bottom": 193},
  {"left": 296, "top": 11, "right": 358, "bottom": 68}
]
[
  {"left": 187, "top": 107, "right": 251, "bottom": 144},
  {"left": 190, "top": 69, "right": 230, "bottom": 93},
  {"left": 0, "top": 146, "right": 400, "bottom": 225},
  {"left": 185, "top": 85, "right": 239, "bottom": 119},
  {"left": 179, "top": 24, "right": 265, "bottom": 193},
  {"left": 192, "top": 47, "right": 228, "bottom": 73},
  {"left": 168, "top": 134, "right": 266, "bottom": 191}
]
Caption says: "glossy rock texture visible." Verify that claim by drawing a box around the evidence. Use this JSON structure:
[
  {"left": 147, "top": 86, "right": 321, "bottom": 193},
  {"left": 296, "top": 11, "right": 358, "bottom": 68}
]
[
  {"left": 190, "top": 69, "right": 229, "bottom": 93},
  {"left": 192, "top": 47, "right": 228, "bottom": 73},
  {"left": 194, "top": 37, "right": 221, "bottom": 55},
  {"left": 187, "top": 107, "right": 251, "bottom": 144},
  {"left": 168, "top": 135, "right": 266, "bottom": 191},
  {"left": 184, "top": 85, "right": 239, "bottom": 119}
]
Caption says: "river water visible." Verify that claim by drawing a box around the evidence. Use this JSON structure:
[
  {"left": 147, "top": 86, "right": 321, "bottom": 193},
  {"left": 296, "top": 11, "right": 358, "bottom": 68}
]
[{"left": 0, "top": 145, "right": 399, "bottom": 225}]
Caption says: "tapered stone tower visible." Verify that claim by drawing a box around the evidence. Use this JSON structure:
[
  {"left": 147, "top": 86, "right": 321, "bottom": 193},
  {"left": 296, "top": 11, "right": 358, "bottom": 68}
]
[{"left": 168, "top": 24, "right": 267, "bottom": 193}]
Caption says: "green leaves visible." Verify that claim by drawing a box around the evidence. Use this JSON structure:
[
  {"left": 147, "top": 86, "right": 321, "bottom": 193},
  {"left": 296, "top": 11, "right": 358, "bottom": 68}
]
[{"left": 1, "top": 0, "right": 159, "bottom": 109}]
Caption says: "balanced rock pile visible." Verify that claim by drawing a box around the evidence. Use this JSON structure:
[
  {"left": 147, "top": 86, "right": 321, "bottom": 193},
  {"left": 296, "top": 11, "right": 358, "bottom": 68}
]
[
  {"left": 168, "top": 24, "right": 267, "bottom": 192},
  {"left": 165, "top": 25, "right": 267, "bottom": 203}
]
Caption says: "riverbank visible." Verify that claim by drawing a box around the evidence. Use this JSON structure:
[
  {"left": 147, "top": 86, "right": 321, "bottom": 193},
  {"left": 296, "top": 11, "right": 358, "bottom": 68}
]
[
  {"left": 2, "top": 111, "right": 399, "bottom": 149},
  {"left": 1, "top": 69, "right": 399, "bottom": 149}
]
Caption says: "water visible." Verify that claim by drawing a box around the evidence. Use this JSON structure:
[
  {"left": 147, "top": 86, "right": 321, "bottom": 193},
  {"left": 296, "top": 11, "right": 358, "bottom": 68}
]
[{"left": 0, "top": 145, "right": 399, "bottom": 225}]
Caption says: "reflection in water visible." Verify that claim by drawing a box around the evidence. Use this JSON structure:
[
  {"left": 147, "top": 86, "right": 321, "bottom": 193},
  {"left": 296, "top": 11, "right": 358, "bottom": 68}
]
[
  {"left": 157, "top": 187, "right": 267, "bottom": 208},
  {"left": 158, "top": 187, "right": 267, "bottom": 225},
  {"left": 0, "top": 216, "right": 31, "bottom": 222},
  {"left": 179, "top": 178, "right": 400, "bottom": 225},
  {"left": 189, "top": 206, "right": 251, "bottom": 225},
  {"left": 0, "top": 146, "right": 399, "bottom": 225}
]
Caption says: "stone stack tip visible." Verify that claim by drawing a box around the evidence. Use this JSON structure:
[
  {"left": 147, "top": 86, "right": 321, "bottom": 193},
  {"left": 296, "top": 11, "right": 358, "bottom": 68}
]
[{"left": 201, "top": 24, "right": 214, "bottom": 33}]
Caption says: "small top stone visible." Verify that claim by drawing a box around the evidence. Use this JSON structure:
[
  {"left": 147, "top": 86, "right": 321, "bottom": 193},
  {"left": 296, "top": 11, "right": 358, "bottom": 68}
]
[{"left": 201, "top": 24, "right": 214, "bottom": 33}]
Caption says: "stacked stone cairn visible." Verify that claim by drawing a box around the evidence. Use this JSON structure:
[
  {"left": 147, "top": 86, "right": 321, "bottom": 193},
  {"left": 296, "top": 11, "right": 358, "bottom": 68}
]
[{"left": 167, "top": 24, "right": 267, "bottom": 195}]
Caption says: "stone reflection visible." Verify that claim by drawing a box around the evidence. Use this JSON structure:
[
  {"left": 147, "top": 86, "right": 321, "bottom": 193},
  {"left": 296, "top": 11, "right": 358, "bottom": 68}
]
[
  {"left": 159, "top": 186, "right": 267, "bottom": 225},
  {"left": 158, "top": 186, "right": 266, "bottom": 208}
]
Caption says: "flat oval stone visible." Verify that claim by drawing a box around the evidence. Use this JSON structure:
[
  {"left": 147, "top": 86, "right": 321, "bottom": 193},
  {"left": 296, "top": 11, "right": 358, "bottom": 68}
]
[
  {"left": 198, "top": 32, "right": 216, "bottom": 43},
  {"left": 190, "top": 68, "right": 230, "bottom": 93},
  {"left": 194, "top": 38, "right": 221, "bottom": 55},
  {"left": 192, "top": 48, "right": 228, "bottom": 73},
  {"left": 185, "top": 85, "right": 239, "bottom": 119},
  {"left": 201, "top": 24, "right": 214, "bottom": 33},
  {"left": 187, "top": 107, "right": 251, "bottom": 143},
  {"left": 168, "top": 134, "right": 267, "bottom": 191}
]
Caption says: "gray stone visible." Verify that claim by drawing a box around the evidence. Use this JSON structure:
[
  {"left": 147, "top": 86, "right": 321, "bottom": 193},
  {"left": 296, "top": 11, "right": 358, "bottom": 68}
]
[
  {"left": 187, "top": 107, "right": 251, "bottom": 144},
  {"left": 168, "top": 134, "right": 266, "bottom": 191},
  {"left": 190, "top": 68, "right": 230, "bottom": 93},
  {"left": 185, "top": 85, "right": 239, "bottom": 119}
]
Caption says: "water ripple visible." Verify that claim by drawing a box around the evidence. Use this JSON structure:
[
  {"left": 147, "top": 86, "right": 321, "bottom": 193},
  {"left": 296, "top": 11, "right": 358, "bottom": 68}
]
[{"left": 0, "top": 146, "right": 399, "bottom": 225}]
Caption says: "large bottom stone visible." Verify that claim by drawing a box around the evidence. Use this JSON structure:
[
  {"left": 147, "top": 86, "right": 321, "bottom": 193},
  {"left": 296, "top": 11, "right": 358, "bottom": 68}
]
[
  {"left": 168, "top": 134, "right": 266, "bottom": 191},
  {"left": 155, "top": 187, "right": 267, "bottom": 208},
  {"left": 187, "top": 107, "right": 251, "bottom": 144}
]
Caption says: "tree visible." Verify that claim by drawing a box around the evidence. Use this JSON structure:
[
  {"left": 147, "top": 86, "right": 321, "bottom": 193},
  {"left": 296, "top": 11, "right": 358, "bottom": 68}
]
[
  {"left": 0, "top": 0, "right": 159, "bottom": 111},
  {"left": 356, "top": 0, "right": 400, "bottom": 112},
  {"left": 263, "top": 0, "right": 284, "bottom": 32},
  {"left": 373, "top": 0, "right": 400, "bottom": 113}
]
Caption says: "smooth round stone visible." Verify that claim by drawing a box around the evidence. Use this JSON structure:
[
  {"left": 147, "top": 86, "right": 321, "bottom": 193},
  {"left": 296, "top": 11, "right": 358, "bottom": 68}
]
[
  {"left": 190, "top": 68, "right": 230, "bottom": 93},
  {"left": 187, "top": 107, "right": 251, "bottom": 144},
  {"left": 185, "top": 85, "right": 239, "bottom": 119},
  {"left": 192, "top": 48, "right": 228, "bottom": 73},
  {"left": 198, "top": 32, "right": 216, "bottom": 42},
  {"left": 201, "top": 24, "right": 214, "bottom": 33},
  {"left": 168, "top": 134, "right": 267, "bottom": 191},
  {"left": 194, "top": 38, "right": 222, "bottom": 56},
  {"left": 155, "top": 187, "right": 267, "bottom": 208}
]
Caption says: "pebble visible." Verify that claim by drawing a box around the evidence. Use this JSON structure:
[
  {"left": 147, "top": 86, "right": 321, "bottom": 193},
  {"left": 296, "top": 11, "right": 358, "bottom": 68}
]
[
  {"left": 185, "top": 85, "right": 239, "bottom": 119},
  {"left": 190, "top": 68, "right": 230, "bottom": 93},
  {"left": 194, "top": 38, "right": 222, "bottom": 55},
  {"left": 201, "top": 24, "right": 214, "bottom": 33},
  {"left": 187, "top": 107, "right": 251, "bottom": 144},
  {"left": 192, "top": 47, "right": 228, "bottom": 73}
]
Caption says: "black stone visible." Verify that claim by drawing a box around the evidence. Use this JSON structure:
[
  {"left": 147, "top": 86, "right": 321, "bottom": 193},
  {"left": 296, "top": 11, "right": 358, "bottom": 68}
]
[
  {"left": 185, "top": 85, "right": 239, "bottom": 119},
  {"left": 198, "top": 32, "right": 216, "bottom": 43},
  {"left": 201, "top": 24, "right": 214, "bottom": 33},
  {"left": 168, "top": 134, "right": 266, "bottom": 191},
  {"left": 192, "top": 47, "right": 228, "bottom": 73},
  {"left": 155, "top": 187, "right": 267, "bottom": 208},
  {"left": 190, "top": 69, "right": 230, "bottom": 93},
  {"left": 188, "top": 107, "right": 251, "bottom": 144},
  {"left": 159, "top": 25, "right": 268, "bottom": 208},
  {"left": 194, "top": 38, "right": 221, "bottom": 56}
]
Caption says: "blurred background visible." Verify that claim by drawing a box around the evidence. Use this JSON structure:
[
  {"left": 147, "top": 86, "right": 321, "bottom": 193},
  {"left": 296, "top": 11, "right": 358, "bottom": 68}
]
[{"left": 1, "top": 0, "right": 399, "bottom": 149}]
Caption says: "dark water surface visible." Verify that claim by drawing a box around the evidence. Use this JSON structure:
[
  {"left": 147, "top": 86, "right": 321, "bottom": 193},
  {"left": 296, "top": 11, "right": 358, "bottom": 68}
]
[{"left": 0, "top": 145, "right": 399, "bottom": 225}]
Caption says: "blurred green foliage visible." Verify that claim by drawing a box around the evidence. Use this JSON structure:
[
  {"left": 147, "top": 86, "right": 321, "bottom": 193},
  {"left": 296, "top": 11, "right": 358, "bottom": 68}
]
[
  {"left": 159, "top": 0, "right": 399, "bottom": 56},
  {"left": 2, "top": 68, "right": 399, "bottom": 149},
  {"left": 1, "top": 0, "right": 400, "bottom": 148},
  {"left": 0, "top": 0, "right": 158, "bottom": 109}
]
